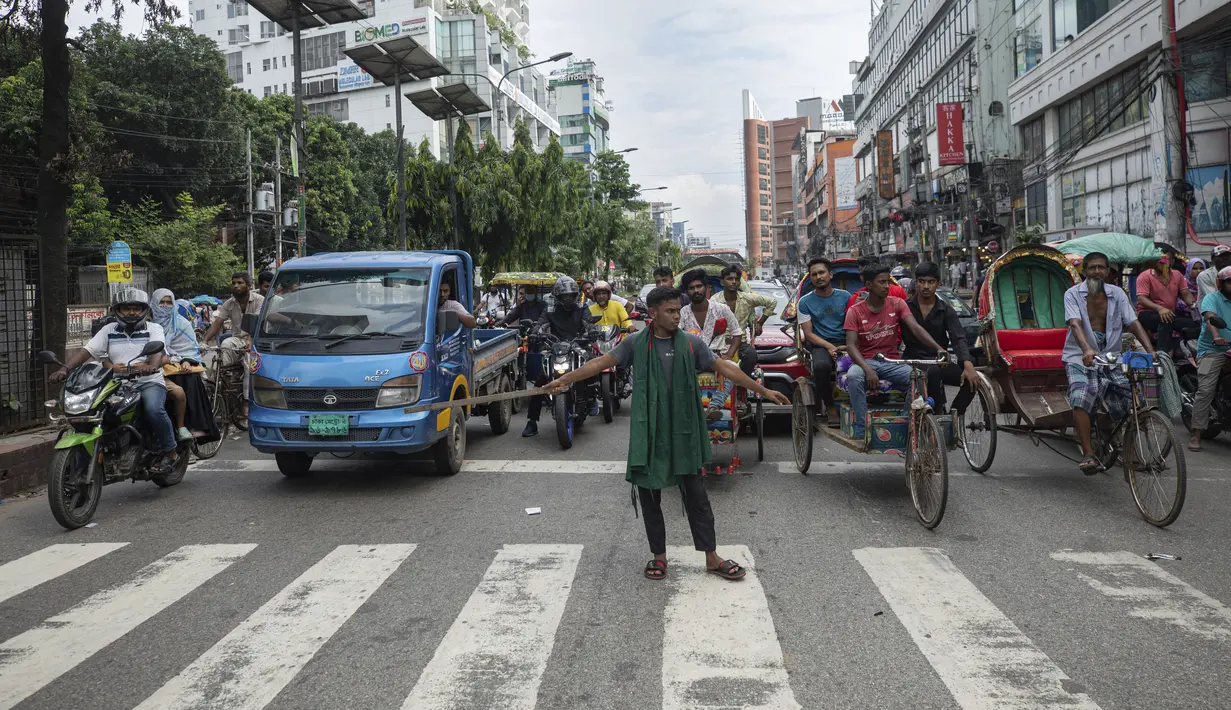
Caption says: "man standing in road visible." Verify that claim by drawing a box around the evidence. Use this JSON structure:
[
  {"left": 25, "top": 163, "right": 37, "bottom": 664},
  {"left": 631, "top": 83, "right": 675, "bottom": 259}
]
[
  {"left": 1189, "top": 266, "right": 1231, "bottom": 451},
  {"left": 1196, "top": 245, "right": 1231, "bottom": 301},
  {"left": 714, "top": 264, "right": 776, "bottom": 378},
  {"left": 201, "top": 272, "right": 265, "bottom": 417},
  {"left": 796, "top": 257, "right": 851, "bottom": 426},
  {"left": 1063, "top": 252, "right": 1155, "bottom": 474},
  {"left": 546, "top": 286, "right": 790, "bottom": 581}
]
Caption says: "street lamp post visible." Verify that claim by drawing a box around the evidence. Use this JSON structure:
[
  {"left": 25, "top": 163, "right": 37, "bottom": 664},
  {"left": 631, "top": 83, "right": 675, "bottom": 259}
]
[{"left": 450, "top": 52, "right": 572, "bottom": 148}]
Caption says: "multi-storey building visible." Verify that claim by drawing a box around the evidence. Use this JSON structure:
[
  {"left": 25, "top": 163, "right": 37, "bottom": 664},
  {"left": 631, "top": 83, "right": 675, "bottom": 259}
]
[
  {"left": 850, "top": 0, "right": 1017, "bottom": 264},
  {"left": 672, "top": 221, "right": 687, "bottom": 248},
  {"left": 189, "top": 0, "right": 560, "bottom": 157},
  {"left": 1008, "top": 0, "right": 1231, "bottom": 253},
  {"left": 547, "top": 58, "right": 611, "bottom": 165},
  {"left": 742, "top": 90, "right": 773, "bottom": 267},
  {"left": 795, "top": 129, "right": 859, "bottom": 258},
  {"left": 772, "top": 116, "right": 810, "bottom": 268}
]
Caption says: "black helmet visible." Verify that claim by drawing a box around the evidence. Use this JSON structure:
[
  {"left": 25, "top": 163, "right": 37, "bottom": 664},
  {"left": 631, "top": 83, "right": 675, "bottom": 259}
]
[
  {"left": 552, "top": 276, "right": 580, "bottom": 310},
  {"left": 111, "top": 287, "right": 151, "bottom": 332}
]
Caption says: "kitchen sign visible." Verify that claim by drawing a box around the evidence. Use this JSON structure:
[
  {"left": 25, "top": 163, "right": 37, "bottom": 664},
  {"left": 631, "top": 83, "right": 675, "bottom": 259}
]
[
  {"left": 875, "top": 130, "right": 895, "bottom": 200},
  {"left": 937, "top": 102, "right": 966, "bottom": 166}
]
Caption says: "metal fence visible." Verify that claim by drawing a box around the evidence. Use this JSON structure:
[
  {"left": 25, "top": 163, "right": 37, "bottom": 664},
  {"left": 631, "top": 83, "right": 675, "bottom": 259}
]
[{"left": 0, "top": 237, "right": 46, "bottom": 434}]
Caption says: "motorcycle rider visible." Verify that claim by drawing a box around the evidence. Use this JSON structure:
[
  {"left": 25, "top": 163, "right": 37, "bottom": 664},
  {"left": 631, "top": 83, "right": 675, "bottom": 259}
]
[
  {"left": 48, "top": 288, "right": 179, "bottom": 474},
  {"left": 499, "top": 284, "right": 547, "bottom": 326},
  {"left": 478, "top": 282, "right": 510, "bottom": 320},
  {"left": 1189, "top": 266, "right": 1231, "bottom": 451},
  {"left": 523, "top": 276, "right": 594, "bottom": 437},
  {"left": 1196, "top": 244, "right": 1231, "bottom": 301},
  {"left": 588, "top": 280, "right": 631, "bottom": 328}
]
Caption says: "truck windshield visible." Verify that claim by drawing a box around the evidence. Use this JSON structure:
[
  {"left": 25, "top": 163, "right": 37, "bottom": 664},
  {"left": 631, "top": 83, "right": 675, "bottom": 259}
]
[{"left": 257, "top": 268, "right": 431, "bottom": 350}]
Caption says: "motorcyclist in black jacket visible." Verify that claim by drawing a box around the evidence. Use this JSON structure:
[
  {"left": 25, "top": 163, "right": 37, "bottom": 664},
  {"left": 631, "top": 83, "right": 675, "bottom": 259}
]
[{"left": 523, "top": 276, "right": 592, "bottom": 437}]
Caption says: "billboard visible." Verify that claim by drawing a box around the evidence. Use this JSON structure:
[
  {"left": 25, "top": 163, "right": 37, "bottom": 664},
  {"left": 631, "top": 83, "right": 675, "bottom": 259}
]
[
  {"left": 337, "top": 61, "right": 372, "bottom": 92},
  {"left": 834, "top": 157, "right": 857, "bottom": 210},
  {"left": 876, "top": 130, "right": 895, "bottom": 200},
  {"left": 937, "top": 102, "right": 966, "bottom": 166}
]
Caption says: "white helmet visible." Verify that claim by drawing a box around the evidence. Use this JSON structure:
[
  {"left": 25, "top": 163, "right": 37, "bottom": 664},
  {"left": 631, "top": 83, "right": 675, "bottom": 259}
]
[{"left": 111, "top": 287, "right": 151, "bottom": 331}]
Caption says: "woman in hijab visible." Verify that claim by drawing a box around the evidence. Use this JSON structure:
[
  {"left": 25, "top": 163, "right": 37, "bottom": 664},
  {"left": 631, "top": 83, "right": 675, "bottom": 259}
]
[
  {"left": 153, "top": 289, "right": 220, "bottom": 449},
  {"left": 1179, "top": 258, "right": 1207, "bottom": 318}
]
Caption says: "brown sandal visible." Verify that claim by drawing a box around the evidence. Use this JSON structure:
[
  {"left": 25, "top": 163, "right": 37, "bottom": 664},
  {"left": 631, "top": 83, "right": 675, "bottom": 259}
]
[
  {"left": 707, "top": 559, "right": 746, "bottom": 580},
  {"left": 644, "top": 559, "right": 667, "bottom": 580}
]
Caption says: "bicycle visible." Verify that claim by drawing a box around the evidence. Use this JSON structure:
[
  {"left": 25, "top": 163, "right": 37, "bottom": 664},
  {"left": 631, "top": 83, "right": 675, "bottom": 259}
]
[
  {"left": 1089, "top": 354, "right": 1187, "bottom": 527},
  {"left": 193, "top": 345, "right": 249, "bottom": 459}
]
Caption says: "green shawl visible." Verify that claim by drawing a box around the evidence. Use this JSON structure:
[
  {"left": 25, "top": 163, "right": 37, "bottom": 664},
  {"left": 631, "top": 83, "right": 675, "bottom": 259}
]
[{"left": 626, "top": 327, "right": 711, "bottom": 489}]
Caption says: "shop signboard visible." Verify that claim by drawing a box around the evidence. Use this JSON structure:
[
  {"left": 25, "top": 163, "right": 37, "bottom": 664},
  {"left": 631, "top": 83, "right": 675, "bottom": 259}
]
[
  {"left": 937, "top": 102, "right": 965, "bottom": 166},
  {"left": 876, "top": 130, "right": 895, "bottom": 200},
  {"left": 105, "top": 241, "right": 132, "bottom": 283}
]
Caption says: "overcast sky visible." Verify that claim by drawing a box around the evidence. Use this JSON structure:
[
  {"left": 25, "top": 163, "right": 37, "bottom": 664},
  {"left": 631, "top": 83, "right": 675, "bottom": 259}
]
[{"left": 68, "top": 0, "right": 871, "bottom": 253}]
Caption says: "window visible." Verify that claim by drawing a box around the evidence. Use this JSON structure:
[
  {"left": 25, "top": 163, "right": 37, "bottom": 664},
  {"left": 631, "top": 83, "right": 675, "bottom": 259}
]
[
  {"left": 1021, "top": 117, "right": 1045, "bottom": 164},
  {"left": 759, "top": 193, "right": 770, "bottom": 206},
  {"left": 300, "top": 31, "right": 346, "bottom": 72},
  {"left": 306, "top": 98, "right": 349, "bottom": 121},
  {"left": 385, "top": 93, "right": 391, "bottom": 107},
  {"left": 228, "top": 24, "right": 249, "bottom": 44},
  {"left": 260, "top": 21, "right": 276, "bottom": 39},
  {"left": 1053, "top": 0, "right": 1124, "bottom": 49},
  {"left": 760, "top": 225, "right": 770, "bottom": 238},
  {"left": 760, "top": 209, "right": 770, "bottom": 221},
  {"left": 226, "top": 52, "right": 244, "bottom": 83},
  {"left": 759, "top": 178, "right": 769, "bottom": 191},
  {"left": 758, "top": 162, "right": 769, "bottom": 176},
  {"left": 1061, "top": 171, "right": 1086, "bottom": 227},
  {"left": 263, "top": 86, "right": 272, "bottom": 97},
  {"left": 1056, "top": 62, "right": 1149, "bottom": 150},
  {"left": 262, "top": 58, "right": 271, "bottom": 71},
  {"left": 246, "top": 61, "right": 251, "bottom": 75},
  {"left": 282, "top": 55, "right": 287, "bottom": 69},
  {"left": 195, "top": 9, "right": 205, "bottom": 21},
  {"left": 226, "top": 0, "right": 247, "bottom": 17},
  {"left": 282, "top": 82, "right": 287, "bottom": 94},
  {"left": 358, "top": 0, "right": 374, "bottom": 16},
  {"left": 757, "top": 147, "right": 768, "bottom": 160},
  {"left": 757, "top": 124, "right": 768, "bottom": 145},
  {"left": 1184, "top": 48, "right": 1229, "bottom": 103},
  {"left": 1015, "top": 16, "right": 1042, "bottom": 77},
  {"left": 1026, "top": 181, "right": 1047, "bottom": 226},
  {"left": 438, "top": 19, "right": 475, "bottom": 59}
]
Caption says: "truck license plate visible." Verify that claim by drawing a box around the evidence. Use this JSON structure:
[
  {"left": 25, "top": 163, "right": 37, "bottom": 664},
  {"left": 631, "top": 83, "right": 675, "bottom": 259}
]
[{"left": 307, "top": 414, "right": 349, "bottom": 436}]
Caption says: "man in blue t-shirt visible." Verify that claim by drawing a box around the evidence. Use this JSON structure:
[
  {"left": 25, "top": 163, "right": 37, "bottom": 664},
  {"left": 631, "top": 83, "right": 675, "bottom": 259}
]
[
  {"left": 1189, "top": 265, "right": 1231, "bottom": 451},
  {"left": 796, "top": 257, "right": 852, "bottom": 425}
]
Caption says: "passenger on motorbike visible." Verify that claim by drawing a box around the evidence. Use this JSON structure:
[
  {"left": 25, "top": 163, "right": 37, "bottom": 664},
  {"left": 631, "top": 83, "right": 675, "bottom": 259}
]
[
  {"left": 49, "top": 288, "right": 180, "bottom": 473},
  {"left": 588, "top": 281, "right": 630, "bottom": 328},
  {"left": 523, "top": 276, "right": 593, "bottom": 437},
  {"left": 152, "top": 289, "right": 200, "bottom": 442},
  {"left": 1189, "top": 266, "right": 1231, "bottom": 451}
]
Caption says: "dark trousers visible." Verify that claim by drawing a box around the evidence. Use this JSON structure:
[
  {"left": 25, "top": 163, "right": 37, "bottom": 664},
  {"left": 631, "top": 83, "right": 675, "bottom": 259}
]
[
  {"left": 639, "top": 475, "right": 716, "bottom": 555},
  {"left": 925, "top": 365, "right": 976, "bottom": 416},
  {"left": 1138, "top": 310, "right": 1198, "bottom": 353},
  {"left": 808, "top": 346, "right": 837, "bottom": 408},
  {"left": 737, "top": 341, "right": 757, "bottom": 376}
]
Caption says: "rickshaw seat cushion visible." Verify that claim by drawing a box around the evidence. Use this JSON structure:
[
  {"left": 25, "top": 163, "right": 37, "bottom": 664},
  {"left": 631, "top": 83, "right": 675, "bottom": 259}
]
[{"left": 996, "top": 328, "right": 1067, "bottom": 370}]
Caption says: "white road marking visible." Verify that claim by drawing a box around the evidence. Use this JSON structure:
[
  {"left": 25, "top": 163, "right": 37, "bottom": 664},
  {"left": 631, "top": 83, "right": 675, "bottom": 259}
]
[
  {"left": 1052, "top": 551, "right": 1231, "bottom": 643},
  {"left": 0, "top": 543, "right": 129, "bottom": 604},
  {"left": 0, "top": 544, "right": 256, "bottom": 710},
  {"left": 135, "top": 544, "right": 415, "bottom": 710},
  {"left": 854, "top": 547, "right": 1101, "bottom": 710},
  {"left": 402, "top": 544, "right": 582, "bottom": 710},
  {"left": 779, "top": 462, "right": 1228, "bottom": 481},
  {"left": 662, "top": 544, "right": 800, "bottom": 710}
]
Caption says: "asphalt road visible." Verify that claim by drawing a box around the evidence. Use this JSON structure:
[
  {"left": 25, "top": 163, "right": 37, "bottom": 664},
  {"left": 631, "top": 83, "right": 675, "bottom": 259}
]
[{"left": 1, "top": 404, "right": 1229, "bottom": 710}]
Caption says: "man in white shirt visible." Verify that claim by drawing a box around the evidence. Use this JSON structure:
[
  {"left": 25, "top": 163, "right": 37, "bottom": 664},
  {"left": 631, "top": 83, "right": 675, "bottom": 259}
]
[{"left": 49, "top": 288, "right": 179, "bottom": 472}]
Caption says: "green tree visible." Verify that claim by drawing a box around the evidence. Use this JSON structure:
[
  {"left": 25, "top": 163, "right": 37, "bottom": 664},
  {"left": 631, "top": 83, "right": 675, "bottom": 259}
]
[{"left": 119, "top": 192, "right": 242, "bottom": 294}]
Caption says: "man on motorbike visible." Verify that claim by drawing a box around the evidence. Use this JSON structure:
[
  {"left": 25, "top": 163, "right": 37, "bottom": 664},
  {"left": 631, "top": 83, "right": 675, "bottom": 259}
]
[
  {"left": 1135, "top": 246, "right": 1197, "bottom": 354},
  {"left": 1189, "top": 266, "right": 1231, "bottom": 451},
  {"left": 1064, "top": 252, "right": 1156, "bottom": 473},
  {"left": 499, "top": 284, "right": 547, "bottom": 326},
  {"left": 478, "top": 282, "right": 510, "bottom": 320},
  {"left": 1196, "top": 244, "right": 1231, "bottom": 301},
  {"left": 588, "top": 280, "right": 630, "bottom": 328},
  {"left": 49, "top": 288, "right": 179, "bottom": 474},
  {"left": 523, "top": 276, "right": 593, "bottom": 437}
]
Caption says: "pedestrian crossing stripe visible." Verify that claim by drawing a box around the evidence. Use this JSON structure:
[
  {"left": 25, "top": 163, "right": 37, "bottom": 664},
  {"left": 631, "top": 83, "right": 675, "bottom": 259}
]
[{"left": 1, "top": 543, "right": 1228, "bottom": 709}]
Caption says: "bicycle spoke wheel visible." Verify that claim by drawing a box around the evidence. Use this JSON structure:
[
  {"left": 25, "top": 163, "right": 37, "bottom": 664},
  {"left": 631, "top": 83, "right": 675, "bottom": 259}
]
[
  {"left": 960, "top": 389, "right": 996, "bottom": 473},
  {"left": 193, "top": 391, "right": 229, "bottom": 460},
  {"left": 908, "top": 413, "right": 949, "bottom": 529},
  {"left": 792, "top": 386, "right": 813, "bottom": 474},
  {"left": 1125, "top": 409, "right": 1186, "bottom": 527}
]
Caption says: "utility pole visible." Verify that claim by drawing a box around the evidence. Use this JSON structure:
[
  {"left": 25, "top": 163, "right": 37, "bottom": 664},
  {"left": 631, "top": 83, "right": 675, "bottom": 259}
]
[
  {"left": 246, "top": 128, "right": 255, "bottom": 279},
  {"left": 292, "top": 0, "right": 307, "bottom": 259},
  {"left": 395, "top": 74, "right": 407, "bottom": 250},
  {"left": 274, "top": 136, "right": 283, "bottom": 267},
  {"left": 1160, "top": 0, "right": 1186, "bottom": 250}
]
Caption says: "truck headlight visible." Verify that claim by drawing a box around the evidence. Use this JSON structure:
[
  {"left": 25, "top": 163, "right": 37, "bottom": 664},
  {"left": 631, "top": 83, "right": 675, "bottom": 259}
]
[
  {"left": 251, "top": 375, "right": 287, "bottom": 409},
  {"left": 376, "top": 374, "right": 421, "bottom": 408},
  {"left": 62, "top": 389, "right": 95, "bottom": 415}
]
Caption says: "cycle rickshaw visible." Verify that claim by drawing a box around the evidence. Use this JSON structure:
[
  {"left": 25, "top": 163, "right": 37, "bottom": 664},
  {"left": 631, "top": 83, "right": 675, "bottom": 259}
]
[{"left": 957, "top": 244, "right": 1186, "bottom": 527}]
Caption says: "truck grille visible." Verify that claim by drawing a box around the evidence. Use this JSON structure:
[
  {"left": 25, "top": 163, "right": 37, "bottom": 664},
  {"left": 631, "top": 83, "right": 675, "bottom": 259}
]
[
  {"left": 279, "top": 428, "right": 383, "bottom": 443},
  {"left": 283, "top": 387, "right": 380, "bottom": 411}
]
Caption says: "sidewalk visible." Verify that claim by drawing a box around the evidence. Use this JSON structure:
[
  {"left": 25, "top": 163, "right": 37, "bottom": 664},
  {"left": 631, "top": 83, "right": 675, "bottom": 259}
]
[{"left": 0, "top": 428, "right": 59, "bottom": 498}]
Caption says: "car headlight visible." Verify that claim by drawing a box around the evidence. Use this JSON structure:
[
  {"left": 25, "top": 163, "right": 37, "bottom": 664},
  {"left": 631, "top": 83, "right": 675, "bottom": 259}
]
[
  {"left": 251, "top": 375, "right": 287, "bottom": 409},
  {"left": 62, "top": 389, "right": 96, "bottom": 415},
  {"left": 376, "top": 374, "right": 421, "bottom": 408}
]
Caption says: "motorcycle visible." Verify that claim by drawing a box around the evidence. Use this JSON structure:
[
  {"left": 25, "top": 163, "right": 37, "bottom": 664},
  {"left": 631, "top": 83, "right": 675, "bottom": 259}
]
[
  {"left": 593, "top": 324, "right": 631, "bottom": 421},
  {"left": 532, "top": 325, "right": 601, "bottom": 449},
  {"left": 37, "top": 341, "right": 191, "bottom": 530},
  {"left": 1181, "top": 315, "right": 1231, "bottom": 440}
]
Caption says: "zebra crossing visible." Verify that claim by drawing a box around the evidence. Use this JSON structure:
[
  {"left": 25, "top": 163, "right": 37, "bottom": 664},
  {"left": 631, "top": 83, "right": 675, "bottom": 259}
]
[{"left": 1, "top": 541, "right": 1228, "bottom": 709}]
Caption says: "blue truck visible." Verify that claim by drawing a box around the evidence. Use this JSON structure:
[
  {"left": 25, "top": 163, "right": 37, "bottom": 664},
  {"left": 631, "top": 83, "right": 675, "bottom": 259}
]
[{"left": 245, "top": 250, "right": 521, "bottom": 477}]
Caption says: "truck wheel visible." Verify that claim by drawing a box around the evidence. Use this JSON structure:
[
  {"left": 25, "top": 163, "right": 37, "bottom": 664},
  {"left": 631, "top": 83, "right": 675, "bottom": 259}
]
[
  {"left": 600, "top": 373, "right": 615, "bottom": 423},
  {"left": 276, "top": 452, "right": 313, "bottom": 478},
  {"left": 489, "top": 376, "right": 512, "bottom": 435},
  {"left": 554, "top": 394, "right": 573, "bottom": 450},
  {"left": 433, "top": 406, "right": 466, "bottom": 475}
]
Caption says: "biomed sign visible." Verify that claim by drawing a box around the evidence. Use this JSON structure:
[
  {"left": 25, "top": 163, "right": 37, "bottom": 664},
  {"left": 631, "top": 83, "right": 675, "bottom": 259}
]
[{"left": 354, "top": 16, "right": 427, "bottom": 43}]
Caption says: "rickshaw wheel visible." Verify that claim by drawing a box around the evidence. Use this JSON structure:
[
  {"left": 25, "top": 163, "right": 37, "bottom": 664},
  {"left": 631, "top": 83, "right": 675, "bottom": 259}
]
[
  {"left": 1125, "top": 409, "right": 1187, "bottom": 527},
  {"left": 960, "top": 388, "right": 997, "bottom": 473},
  {"left": 908, "top": 413, "right": 949, "bottom": 529},
  {"left": 792, "top": 385, "right": 813, "bottom": 474}
]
